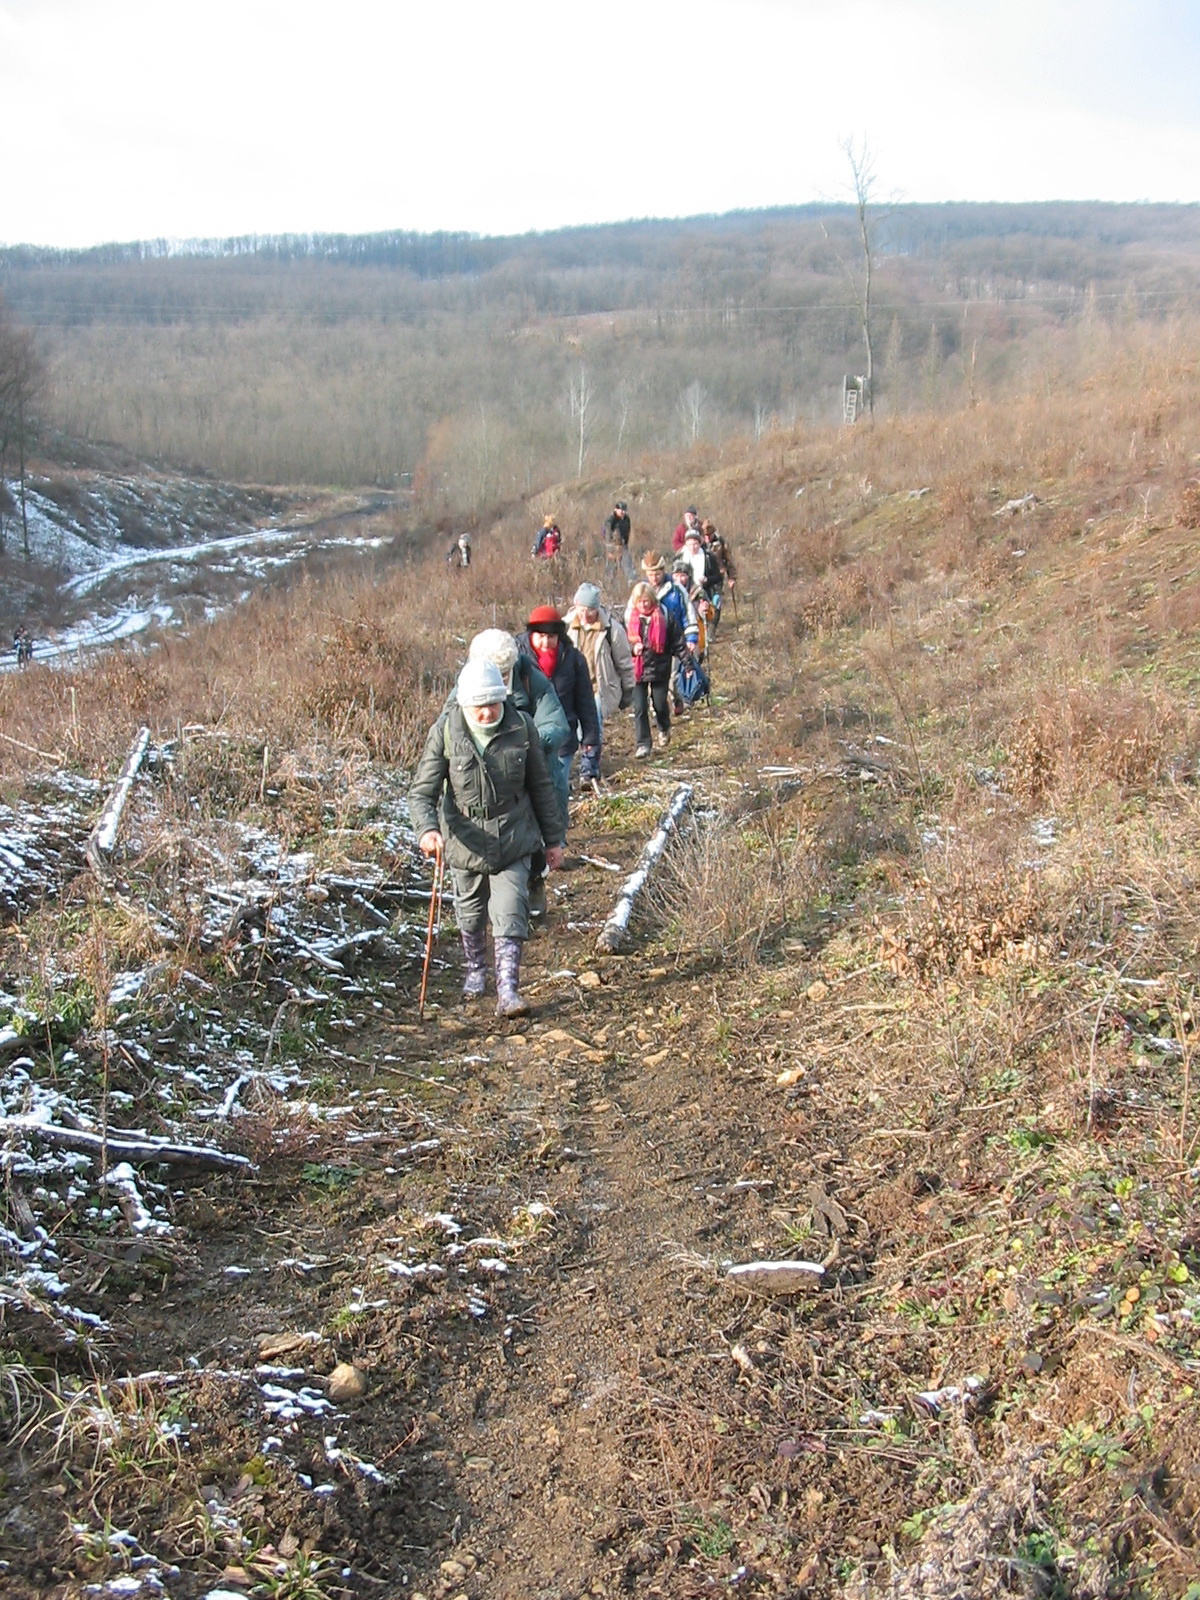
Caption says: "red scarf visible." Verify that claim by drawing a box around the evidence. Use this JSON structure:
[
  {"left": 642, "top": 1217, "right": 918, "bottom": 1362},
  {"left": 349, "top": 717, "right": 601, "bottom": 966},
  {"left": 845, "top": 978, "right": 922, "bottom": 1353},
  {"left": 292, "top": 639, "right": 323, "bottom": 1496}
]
[
  {"left": 626, "top": 605, "right": 666, "bottom": 681},
  {"left": 532, "top": 639, "right": 559, "bottom": 679}
]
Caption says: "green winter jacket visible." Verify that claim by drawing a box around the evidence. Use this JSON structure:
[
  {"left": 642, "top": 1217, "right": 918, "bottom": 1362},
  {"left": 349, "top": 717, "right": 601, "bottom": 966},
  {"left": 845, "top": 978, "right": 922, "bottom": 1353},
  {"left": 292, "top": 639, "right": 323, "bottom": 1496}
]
[
  {"left": 441, "top": 655, "right": 570, "bottom": 822},
  {"left": 409, "top": 702, "right": 565, "bottom": 875}
]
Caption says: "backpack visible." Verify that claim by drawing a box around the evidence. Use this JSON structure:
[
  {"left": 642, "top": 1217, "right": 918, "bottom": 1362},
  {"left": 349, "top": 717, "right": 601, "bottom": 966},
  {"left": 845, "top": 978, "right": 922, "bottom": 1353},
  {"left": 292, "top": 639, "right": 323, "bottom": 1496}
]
[{"left": 677, "top": 655, "right": 710, "bottom": 707}]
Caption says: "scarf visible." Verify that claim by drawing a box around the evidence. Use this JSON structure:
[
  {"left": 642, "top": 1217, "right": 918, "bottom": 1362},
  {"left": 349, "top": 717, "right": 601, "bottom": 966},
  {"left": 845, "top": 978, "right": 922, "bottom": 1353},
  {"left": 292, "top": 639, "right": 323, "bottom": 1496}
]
[
  {"left": 626, "top": 605, "right": 666, "bottom": 682},
  {"left": 531, "top": 640, "right": 559, "bottom": 679}
]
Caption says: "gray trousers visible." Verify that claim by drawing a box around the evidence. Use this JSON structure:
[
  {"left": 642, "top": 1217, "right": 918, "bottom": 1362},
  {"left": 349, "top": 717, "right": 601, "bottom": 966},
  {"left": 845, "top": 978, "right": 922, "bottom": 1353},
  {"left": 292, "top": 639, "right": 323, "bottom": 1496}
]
[{"left": 451, "top": 854, "right": 532, "bottom": 941}]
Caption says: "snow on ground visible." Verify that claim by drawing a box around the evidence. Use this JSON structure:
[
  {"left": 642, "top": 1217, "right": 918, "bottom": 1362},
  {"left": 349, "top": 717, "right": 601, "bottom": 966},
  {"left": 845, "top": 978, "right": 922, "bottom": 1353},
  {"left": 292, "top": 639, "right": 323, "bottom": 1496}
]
[{"left": 1, "top": 471, "right": 399, "bottom": 668}]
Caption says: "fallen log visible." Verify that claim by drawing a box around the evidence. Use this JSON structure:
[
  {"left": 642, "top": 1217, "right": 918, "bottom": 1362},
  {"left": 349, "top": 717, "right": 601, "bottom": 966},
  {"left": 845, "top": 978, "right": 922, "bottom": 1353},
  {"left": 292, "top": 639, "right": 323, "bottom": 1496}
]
[
  {"left": 0, "top": 1116, "right": 253, "bottom": 1173},
  {"left": 596, "top": 783, "right": 693, "bottom": 953},
  {"left": 86, "top": 726, "right": 152, "bottom": 878}
]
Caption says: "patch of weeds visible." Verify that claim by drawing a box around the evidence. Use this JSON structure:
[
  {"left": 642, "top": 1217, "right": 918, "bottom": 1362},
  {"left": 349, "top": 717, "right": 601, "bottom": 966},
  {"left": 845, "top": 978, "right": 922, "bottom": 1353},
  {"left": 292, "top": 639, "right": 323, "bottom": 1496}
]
[
  {"left": 683, "top": 1510, "right": 735, "bottom": 1561},
  {"left": 1012, "top": 1528, "right": 1072, "bottom": 1599},
  {"left": 248, "top": 1546, "right": 341, "bottom": 1600},
  {"left": 1007, "top": 1126, "right": 1055, "bottom": 1155},
  {"left": 1056, "top": 1420, "right": 1131, "bottom": 1478},
  {"left": 300, "top": 1162, "right": 362, "bottom": 1193}
]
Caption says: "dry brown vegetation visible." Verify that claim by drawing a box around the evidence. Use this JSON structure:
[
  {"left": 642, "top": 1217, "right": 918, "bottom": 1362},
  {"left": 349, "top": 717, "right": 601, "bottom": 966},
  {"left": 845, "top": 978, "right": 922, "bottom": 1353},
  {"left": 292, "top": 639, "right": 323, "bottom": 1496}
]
[{"left": 3, "top": 323, "right": 1200, "bottom": 1598}]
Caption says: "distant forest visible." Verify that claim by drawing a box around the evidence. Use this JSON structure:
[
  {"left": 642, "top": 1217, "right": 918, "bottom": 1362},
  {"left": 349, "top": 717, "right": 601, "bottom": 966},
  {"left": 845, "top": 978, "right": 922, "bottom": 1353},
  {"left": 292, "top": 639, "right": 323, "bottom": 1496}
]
[{"left": 3, "top": 202, "right": 1199, "bottom": 501}]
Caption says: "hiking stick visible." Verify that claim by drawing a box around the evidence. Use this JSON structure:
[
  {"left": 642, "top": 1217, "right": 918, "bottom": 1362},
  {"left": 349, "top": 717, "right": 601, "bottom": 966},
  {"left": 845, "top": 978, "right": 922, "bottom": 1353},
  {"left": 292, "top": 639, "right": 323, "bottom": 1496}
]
[{"left": 418, "top": 839, "right": 445, "bottom": 1020}]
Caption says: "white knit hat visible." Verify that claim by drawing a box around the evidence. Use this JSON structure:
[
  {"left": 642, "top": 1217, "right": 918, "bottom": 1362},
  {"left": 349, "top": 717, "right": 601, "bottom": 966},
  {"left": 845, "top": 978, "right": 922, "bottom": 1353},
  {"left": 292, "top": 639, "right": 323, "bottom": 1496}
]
[
  {"left": 574, "top": 582, "right": 601, "bottom": 608},
  {"left": 456, "top": 658, "right": 508, "bottom": 707},
  {"left": 468, "top": 628, "right": 519, "bottom": 675}
]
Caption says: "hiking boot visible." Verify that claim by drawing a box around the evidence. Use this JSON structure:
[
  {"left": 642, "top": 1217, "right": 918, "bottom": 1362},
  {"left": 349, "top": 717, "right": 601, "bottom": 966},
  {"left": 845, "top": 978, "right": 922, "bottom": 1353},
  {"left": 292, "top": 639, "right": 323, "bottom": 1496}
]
[
  {"left": 494, "top": 936, "right": 530, "bottom": 1017},
  {"left": 635, "top": 743, "right": 652, "bottom": 759},
  {"left": 461, "top": 930, "right": 488, "bottom": 999},
  {"left": 528, "top": 874, "right": 547, "bottom": 920},
  {"left": 655, "top": 728, "right": 671, "bottom": 750}
]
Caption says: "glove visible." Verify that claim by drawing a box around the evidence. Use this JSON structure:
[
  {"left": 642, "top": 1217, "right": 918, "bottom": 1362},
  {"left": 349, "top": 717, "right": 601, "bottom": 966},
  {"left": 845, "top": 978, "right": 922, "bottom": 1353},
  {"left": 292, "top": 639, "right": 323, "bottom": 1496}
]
[{"left": 619, "top": 688, "right": 633, "bottom": 710}]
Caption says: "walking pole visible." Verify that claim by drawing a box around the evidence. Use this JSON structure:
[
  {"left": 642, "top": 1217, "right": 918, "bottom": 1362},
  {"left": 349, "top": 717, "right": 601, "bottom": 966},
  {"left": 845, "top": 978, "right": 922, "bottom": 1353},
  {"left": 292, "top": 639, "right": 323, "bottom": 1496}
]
[{"left": 418, "top": 839, "right": 445, "bottom": 1020}]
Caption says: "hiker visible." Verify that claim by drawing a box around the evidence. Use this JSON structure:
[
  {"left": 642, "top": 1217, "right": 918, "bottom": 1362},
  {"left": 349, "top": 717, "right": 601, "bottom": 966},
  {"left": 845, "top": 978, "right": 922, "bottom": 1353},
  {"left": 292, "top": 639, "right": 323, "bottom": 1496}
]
[
  {"left": 533, "top": 515, "right": 562, "bottom": 560},
  {"left": 705, "top": 525, "right": 736, "bottom": 627},
  {"left": 681, "top": 527, "right": 721, "bottom": 599},
  {"left": 410, "top": 658, "right": 565, "bottom": 1017},
  {"left": 467, "top": 628, "right": 570, "bottom": 921},
  {"left": 13, "top": 625, "right": 33, "bottom": 666},
  {"left": 626, "top": 581, "right": 687, "bottom": 756},
  {"left": 447, "top": 532, "right": 472, "bottom": 568},
  {"left": 564, "top": 581, "right": 635, "bottom": 779},
  {"left": 602, "top": 499, "right": 634, "bottom": 583},
  {"left": 518, "top": 605, "right": 601, "bottom": 796},
  {"left": 672, "top": 505, "right": 700, "bottom": 551}
]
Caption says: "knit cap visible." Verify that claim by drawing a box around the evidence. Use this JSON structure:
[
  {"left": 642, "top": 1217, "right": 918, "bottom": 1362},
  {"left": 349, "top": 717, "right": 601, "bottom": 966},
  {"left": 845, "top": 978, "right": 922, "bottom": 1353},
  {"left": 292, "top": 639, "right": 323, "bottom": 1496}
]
[
  {"left": 573, "top": 582, "right": 601, "bottom": 608},
  {"left": 456, "top": 658, "right": 508, "bottom": 707},
  {"left": 468, "top": 629, "right": 519, "bottom": 674}
]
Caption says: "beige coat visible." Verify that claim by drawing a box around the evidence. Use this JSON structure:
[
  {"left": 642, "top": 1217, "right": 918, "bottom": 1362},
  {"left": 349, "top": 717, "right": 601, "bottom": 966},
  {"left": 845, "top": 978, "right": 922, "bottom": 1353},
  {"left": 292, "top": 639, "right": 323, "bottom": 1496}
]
[{"left": 564, "top": 604, "right": 636, "bottom": 721}]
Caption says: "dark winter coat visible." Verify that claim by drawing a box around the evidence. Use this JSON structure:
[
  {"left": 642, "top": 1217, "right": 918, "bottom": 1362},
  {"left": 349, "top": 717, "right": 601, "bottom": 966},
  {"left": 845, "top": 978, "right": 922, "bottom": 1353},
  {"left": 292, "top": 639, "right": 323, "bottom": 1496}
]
[
  {"left": 627, "top": 607, "right": 686, "bottom": 687},
  {"left": 409, "top": 702, "right": 565, "bottom": 876},
  {"left": 517, "top": 633, "right": 601, "bottom": 755},
  {"left": 603, "top": 510, "right": 631, "bottom": 548}
]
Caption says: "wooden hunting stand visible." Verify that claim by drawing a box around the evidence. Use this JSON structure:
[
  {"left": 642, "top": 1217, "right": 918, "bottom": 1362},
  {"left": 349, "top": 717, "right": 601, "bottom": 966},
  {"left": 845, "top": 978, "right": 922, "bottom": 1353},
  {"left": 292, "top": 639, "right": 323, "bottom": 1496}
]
[{"left": 842, "top": 375, "right": 865, "bottom": 425}]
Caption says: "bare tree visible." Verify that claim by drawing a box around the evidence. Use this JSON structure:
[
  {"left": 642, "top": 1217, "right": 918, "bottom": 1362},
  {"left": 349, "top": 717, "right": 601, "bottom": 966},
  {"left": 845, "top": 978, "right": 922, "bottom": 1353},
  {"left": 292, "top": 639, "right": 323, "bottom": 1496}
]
[
  {"left": 0, "top": 299, "right": 45, "bottom": 558},
  {"left": 567, "top": 363, "right": 595, "bottom": 478},
  {"left": 678, "top": 380, "right": 707, "bottom": 446},
  {"left": 822, "top": 139, "right": 881, "bottom": 417},
  {"left": 614, "top": 376, "right": 635, "bottom": 458}
]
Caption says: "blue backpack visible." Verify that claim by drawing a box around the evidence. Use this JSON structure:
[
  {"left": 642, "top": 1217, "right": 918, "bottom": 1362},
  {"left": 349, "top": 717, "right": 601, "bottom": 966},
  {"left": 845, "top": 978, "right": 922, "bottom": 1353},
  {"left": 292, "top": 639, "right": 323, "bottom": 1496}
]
[{"left": 677, "top": 655, "right": 710, "bottom": 706}]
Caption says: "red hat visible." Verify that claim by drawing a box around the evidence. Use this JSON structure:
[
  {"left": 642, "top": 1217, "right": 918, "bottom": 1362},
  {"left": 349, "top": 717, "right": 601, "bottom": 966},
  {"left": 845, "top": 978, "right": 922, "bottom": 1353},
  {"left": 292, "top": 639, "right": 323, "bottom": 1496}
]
[{"left": 527, "top": 604, "right": 563, "bottom": 629}]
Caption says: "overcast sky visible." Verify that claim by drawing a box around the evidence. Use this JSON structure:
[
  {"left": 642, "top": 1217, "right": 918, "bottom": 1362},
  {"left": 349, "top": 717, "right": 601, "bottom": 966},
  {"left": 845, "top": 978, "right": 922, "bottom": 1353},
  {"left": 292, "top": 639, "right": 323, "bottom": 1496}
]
[{"left": 2, "top": 0, "right": 1197, "bottom": 248}]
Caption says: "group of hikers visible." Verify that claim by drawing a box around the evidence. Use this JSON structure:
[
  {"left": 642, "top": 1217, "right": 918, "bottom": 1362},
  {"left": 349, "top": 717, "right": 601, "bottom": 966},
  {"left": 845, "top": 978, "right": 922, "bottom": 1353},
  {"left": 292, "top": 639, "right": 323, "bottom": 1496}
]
[{"left": 414, "top": 499, "right": 737, "bottom": 1016}]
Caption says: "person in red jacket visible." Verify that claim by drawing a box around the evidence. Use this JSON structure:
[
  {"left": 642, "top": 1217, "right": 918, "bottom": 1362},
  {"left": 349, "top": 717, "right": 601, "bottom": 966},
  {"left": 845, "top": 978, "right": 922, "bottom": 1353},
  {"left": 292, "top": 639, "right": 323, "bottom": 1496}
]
[
  {"left": 672, "top": 505, "right": 700, "bottom": 551},
  {"left": 533, "top": 515, "right": 562, "bottom": 558}
]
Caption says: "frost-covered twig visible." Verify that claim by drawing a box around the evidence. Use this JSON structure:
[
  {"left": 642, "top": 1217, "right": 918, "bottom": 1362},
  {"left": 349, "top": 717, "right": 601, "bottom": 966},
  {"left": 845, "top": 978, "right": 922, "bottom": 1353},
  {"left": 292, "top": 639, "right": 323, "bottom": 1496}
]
[{"left": 0, "top": 1116, "right": 253, "bottom": 1172}]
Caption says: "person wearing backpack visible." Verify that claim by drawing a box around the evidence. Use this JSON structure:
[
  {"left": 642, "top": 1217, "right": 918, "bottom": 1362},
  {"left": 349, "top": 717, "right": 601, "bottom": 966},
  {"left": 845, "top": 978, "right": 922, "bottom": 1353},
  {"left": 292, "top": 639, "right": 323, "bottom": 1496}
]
[
  {"left": 533, "top": 515, "right": 562, "bottom": 559},
  {"left": 466, "top": 628, "right": 571, "bottom": 920},
  {"left": 564, "top": 582, "right": 635, "bottom": 779},
  {"left": 625, "top": 581, "right": 687, "bottom": 756},
  {"left": 410, "top": 659, "right": 565, "bottom": 1016}
]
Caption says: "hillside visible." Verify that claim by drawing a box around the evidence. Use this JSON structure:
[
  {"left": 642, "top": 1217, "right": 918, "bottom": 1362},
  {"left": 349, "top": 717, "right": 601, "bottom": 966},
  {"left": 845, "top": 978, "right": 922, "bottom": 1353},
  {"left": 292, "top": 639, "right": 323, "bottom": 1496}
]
[
  {"left": 1, "top": 335, "right": 1200, "bottom": 1599},
  {"left": 4, "top": 202, "right": 1200, "bottom": 496}
]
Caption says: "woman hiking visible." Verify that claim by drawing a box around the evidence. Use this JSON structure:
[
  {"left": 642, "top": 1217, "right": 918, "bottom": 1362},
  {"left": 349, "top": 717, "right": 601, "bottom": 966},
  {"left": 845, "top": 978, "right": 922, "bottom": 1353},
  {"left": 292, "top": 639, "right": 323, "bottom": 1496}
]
[
  {"left": 409, "top": 658, "right": 565, "bottom": 1017},
  {"left": 518, "top": 604, "right": 601, "bottom": 795},
  {"left": 564, "top": 581, "right": 635, "bottom": 780},
  {"left": 625, "top": 580, "right": 686, "bottom": 757}
]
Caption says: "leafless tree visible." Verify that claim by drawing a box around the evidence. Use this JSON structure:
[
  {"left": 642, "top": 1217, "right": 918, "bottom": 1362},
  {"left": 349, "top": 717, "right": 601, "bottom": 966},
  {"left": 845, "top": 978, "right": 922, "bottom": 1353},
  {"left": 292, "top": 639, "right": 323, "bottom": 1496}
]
[
  {"left": 822, "top": 139, "right": 881, "bottom": 417},
  {"left": 567, "top": 363, "right": 595, "bottom": 478},
  {"left": 0, "top": 299, "right": 45, "bottom": 557},
  {"left": 678, "top": 380, "right": 707, "bottom": 446}
]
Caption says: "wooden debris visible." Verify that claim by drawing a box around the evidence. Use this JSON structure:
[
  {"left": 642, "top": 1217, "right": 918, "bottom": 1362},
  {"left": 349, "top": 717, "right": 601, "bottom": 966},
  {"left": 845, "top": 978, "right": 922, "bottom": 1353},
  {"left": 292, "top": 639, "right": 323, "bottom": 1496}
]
[
  {"left": 0, "top": 1116, "right": 253, "bottom": 1172},
  {"left": 596, "top": 784, "right": 693, "bottom": 953},
  {"left": 86, "top": 726, "right": 151, "bottom": 878}
]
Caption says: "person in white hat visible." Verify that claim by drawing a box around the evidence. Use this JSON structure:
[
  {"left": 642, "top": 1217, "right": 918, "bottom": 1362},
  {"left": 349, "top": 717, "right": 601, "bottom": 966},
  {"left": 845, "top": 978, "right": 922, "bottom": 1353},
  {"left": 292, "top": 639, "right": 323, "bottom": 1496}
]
[{"left": 409, "top": 658, "right": 565, "bottom": 1016}]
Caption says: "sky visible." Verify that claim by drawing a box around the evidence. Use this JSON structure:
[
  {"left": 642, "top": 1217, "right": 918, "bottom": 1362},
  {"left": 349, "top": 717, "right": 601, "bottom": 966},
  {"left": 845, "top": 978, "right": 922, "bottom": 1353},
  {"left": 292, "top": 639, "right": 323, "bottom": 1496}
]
[{"left": 1, "top": 0, "right": 1197, "bottom": 248}]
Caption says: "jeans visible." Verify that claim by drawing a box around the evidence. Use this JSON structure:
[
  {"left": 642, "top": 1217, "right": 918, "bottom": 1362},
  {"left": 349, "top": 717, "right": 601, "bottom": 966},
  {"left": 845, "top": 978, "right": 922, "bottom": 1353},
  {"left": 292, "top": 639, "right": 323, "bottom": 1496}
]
[{"left": 632, "top": 681, "right": 670, "bottom": 747}]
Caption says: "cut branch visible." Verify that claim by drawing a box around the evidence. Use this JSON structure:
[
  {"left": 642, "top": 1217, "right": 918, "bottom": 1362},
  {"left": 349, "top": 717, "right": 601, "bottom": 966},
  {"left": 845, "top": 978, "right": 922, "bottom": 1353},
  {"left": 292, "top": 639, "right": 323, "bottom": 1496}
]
[
  {"left": 0, "top": 1116, "right": 253, "bottom": 1172},
  {"left": 86, "top": 726, "right": 151, "bottom": 877},
  {"left": 596, "top": 784, "right": 693, "bottom": 953}
]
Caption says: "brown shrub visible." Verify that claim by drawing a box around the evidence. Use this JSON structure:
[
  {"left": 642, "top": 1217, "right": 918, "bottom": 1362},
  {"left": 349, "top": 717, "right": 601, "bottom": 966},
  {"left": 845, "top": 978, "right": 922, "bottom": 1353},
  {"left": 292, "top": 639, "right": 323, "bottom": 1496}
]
[
  {"left": 1010, "top": 685, "right": 1190, "bottom": 803},
  {"left": 1177, "top": 481, "right": 1200, "bottom": 529}
]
